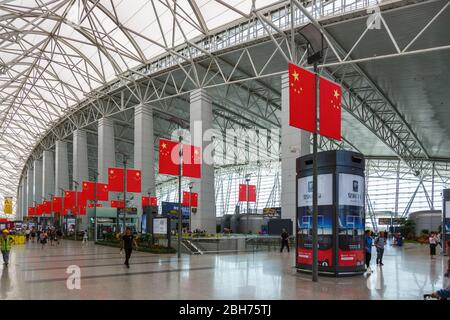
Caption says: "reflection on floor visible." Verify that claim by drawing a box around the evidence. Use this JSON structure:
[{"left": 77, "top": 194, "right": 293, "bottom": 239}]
[{"left": 1, "top": 239, "right": 448, "bottom": 300}]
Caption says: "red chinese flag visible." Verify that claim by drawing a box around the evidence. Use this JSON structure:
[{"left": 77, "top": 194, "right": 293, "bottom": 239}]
[
  {"left": 78, "top": 203, "right": 87, "bottom": 215},
  {"left": 126, "top": 169, "right": 142, "bottom": 193},
  {"left": 149, "top": 196, "right": 158, "bottom": 207},
  {"left": 28, "top": 207, "right": 35, "bottom": 216},
  {"left": 111, "top": 200, "right": 124, "bottom": 208},
  {"left": 319, "top": 76, "right": 342, "bottom": 141},
  {"left": 239, "top": 184, "right": 247, "bottom": 202},
  {"left": 42, "top": 200, "right": 52, "bottom": 214},
  {"left": 36, "top": 204, "right": 43, "bottom": 216},
  {"left": 71, "top": 192, "right": 86, "bottom": 215},
  {"left": 97, "top": 183, "right": 109, "bottom": 201},
  {"left": 288, "top": 63, "right": 316, "bottom": 133},
  {"left": 52, "top": 197, "right": 62, "bottom": 213},
  {"left": 82, "top": 181, "right": 95, "bottom": 200},
  {"left": 182, "top": 191, "right": 190, "bottom": 207},
  {"left": 77, "top": 191, "right": 86, "bottom": 207},
  {"left": 190, "top": 193, "right": 198, "bottom": 207},
  {"left": 142, "top": 196, "right": 150, "bottom": 207},
  {"left": 159, "top": 139, "right": 179, "bottom": 176},
  {"left": 63, "top": 191, "right": 76, "bottom": 210},
  {"left": 108, "top": 168, "right": 124, "bottom": 192},
  {"left": 182, "top": 144, "right": 201, "bottom": 178},
  {"left": 248, "top": 185, "right": 256, "bottom": 202}
]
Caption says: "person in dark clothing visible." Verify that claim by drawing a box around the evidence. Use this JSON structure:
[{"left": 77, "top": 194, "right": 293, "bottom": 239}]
[
  {"left": 280, "top": 229, "right": 290, "bottom": 252},
  {"left": 364, "top": 230, "right": 373, "bottom": 273},
  {"left": 121, "top": 227, "right": 138, "bottom": 268},
  {"left": 375, "top": 231, "right": 386, "bottom": 266}
]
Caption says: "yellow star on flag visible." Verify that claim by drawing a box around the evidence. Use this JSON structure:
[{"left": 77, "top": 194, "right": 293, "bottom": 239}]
[
  {"left": 292, "top": 70, "right": 299, "bottom": 81},
  {"left": 333, "top": 89, "right": 340, "bottom": 99},
  {"left": 161, "top": 143, "right": 166, "bottom": 149}
]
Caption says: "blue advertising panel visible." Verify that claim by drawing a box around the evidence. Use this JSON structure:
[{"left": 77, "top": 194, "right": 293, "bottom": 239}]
[
  {"left": 161, "top": 201, "right": 190, "bottom": 219},
  {"left": 297, "top": 206, "right": 333, "bottom": 269}
]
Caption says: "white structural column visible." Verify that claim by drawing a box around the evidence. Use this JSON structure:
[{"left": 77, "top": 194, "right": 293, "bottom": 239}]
[
  {"left": 190, "top": 89, "right": 216, "bottom": 234},
  {"left": 27, "top": 166, "right": 34, "bottom": 207},
  {"left": 17, "top": 185, "right": 22, "bottom": 220},
  {"left": 42, "top": 150, "right": 55, "bottom": 200},
  {"left": 22, "top": 177, "right": 27, "bottom": 217},
  {"left": 134, "top": 104, "right": 155, "bottom": 225},
  {"left": 33, "top": 158, "right": 43, "bottom": 204},
  {"left": 98, "top": 117, "right": 115, "bottom": 183},
  {"left": 281, "top": 74, "right": 311, "bottom": 225},
  {"left": 55, "top": 140, "right": 70, "bottom": 195},
  {"left": 98, "top": 117, "right": 116, "bottom": 206},
  {"left": 73, "top": 129, "right": 89, "bottom": 228}
]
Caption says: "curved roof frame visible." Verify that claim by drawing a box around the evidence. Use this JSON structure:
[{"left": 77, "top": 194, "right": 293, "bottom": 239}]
[{"left": 1, "top": 0, "right": 448, "bottom": 217}]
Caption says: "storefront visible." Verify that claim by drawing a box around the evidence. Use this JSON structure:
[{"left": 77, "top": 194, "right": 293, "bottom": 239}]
[{"left": 87, "top": 207, "right": 139, "bottom": 239}]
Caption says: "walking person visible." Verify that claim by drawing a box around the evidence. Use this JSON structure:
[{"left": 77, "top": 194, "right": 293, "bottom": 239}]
[
  {"left": 49, "top": 229, "right": 54, "bottom": 246},
  {"left": 40, "top": 230, "right": 48, "bottom": 249},
  {"left": 1, "top": 229, "right": 15, "bottom": 266},
  {"left": 36, "top": 229, "right": 41, "bottom": 244},
  {"left": 82, "top": 229, "right": 88, "bottom": 247},
  {"left": 429, "top": 232, "right": 437, "bottom": 259},
  {"left": 25, "top": 228, "right": 31, "bottom": 242},
  {"left": 436, "top": 232, "right": 443, "bottom": 254},
  {"left": 120, "top": 227, "right": 138, "bottom": 268},
  {"left": 280, "top": 228, "right": 290, "bottom": 253},
  {"left": 56, "top": 229, "right": 62, "bottom": 246},
  {"left": 375, "top": 231, "right": 386, "bottom": 266},
  {"left": 30, "top": 227, "right": 36, "bottom": 243},
  {"left": 365, "top": 230, "right": 373, "bottom": 274}
]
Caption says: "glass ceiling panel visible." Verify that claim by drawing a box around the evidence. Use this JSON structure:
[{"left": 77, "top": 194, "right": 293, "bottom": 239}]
[{"left": 0, "top": 0, "right": 284, "bottom": 219}]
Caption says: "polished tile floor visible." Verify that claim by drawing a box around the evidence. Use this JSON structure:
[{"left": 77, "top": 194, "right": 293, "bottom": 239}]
[{"left": 1, "top": 239, "right": 448, "bottom": 300}]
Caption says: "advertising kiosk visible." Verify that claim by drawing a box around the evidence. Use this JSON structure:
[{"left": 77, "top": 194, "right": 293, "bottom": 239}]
[
  {"left": 296, "top": 150, "right": 366, "bottom": 276},
  {"left": 443, "top": 189, "right": 450, "bottom": 255}
]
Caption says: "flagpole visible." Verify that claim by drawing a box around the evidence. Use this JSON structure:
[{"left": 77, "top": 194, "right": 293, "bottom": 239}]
[
  {"left": 188, "top": 182, "right": 193, "bottom": 233},
  {"left": 123, "top": 155, "right": 127, "bottom": 234},
  {"left": 93, "top": 172, "right": 98, "bottom": 242},
  {"left": 178, "top": 134, "right": 182, "bottom": 259},
  {"left": 245, "top": 174, "right": 250, "bottom": 233},
  {"left": 312, "top": 62, "right": 319, "bottom": 282},
  {"left": 74, "top": 181, "right": 79, "bottom": 241},
  {"left": 60, "top": 188, "right": 65, "bottom": 234}
]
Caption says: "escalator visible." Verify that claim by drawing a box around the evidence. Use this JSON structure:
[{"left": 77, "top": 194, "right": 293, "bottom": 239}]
[{"left": 181, "top": 239, "right": 203, "bottom": 255}]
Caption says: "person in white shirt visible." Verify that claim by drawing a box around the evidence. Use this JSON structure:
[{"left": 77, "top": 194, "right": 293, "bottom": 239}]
[{"left": 82, "top": 229, "right": 88, "bottom": 247}]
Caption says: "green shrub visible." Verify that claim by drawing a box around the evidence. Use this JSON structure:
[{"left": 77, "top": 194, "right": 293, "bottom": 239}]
[{"left": 399, "top": 219, "right": 416, "bottom": 240}]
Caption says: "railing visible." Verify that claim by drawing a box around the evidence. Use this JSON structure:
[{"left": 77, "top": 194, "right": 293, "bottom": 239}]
[{"left": 172, "top": 234, "right": 295, "bottom": 254}]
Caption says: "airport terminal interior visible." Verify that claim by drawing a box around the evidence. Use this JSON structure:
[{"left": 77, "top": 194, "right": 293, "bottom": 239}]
[{"left": 0, "top": 0, "right": 450, "bottom": 300}]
